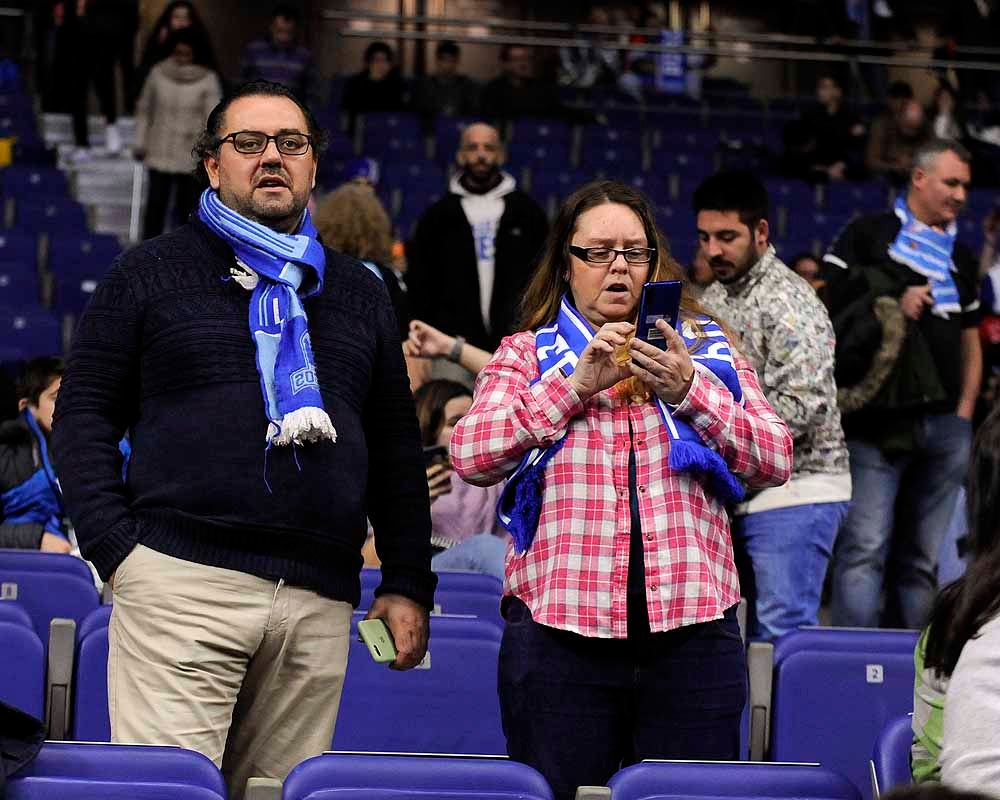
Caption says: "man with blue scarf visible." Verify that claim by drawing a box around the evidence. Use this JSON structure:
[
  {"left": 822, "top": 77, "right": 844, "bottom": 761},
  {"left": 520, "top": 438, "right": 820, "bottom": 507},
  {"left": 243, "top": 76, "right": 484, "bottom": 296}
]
[
  {"left": 52, "top": 81, "right": 435, "bottom": 799},
  {"left": 0, "top": 357, "right": 70, "bottom": 553},
  {"left": 822, "top": 138, "right": 982, "bottom": 629}
]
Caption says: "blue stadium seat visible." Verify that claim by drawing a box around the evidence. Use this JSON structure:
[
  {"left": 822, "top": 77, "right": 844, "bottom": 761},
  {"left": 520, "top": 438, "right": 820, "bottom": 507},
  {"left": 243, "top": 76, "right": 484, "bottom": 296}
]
[
  {"left": 823, "top": 182, "right": 890, "bottom": 215},
  {"left": 607, "top": 761, "right": 861, "bottom": 800},
  {"left": 0, "top": 230, "right": 37, "bottom": 270},
  {"left": 0, "top": 307, "right": 62, "bottom": 358},
  {"left": 1, "top": 165, "right": 69, "bottom": 197},
  {"left": 749, "top": 628, "right": 919, "bottom": 800},
  {"left": 7, "top": 742, "right": 228, "bottom": 799},
  {"left": 71, "top": 608, "right": 111, "bottom": 741},
  {"left": 507, "top": 141, "right": 571, "bottom": 172},
  {"left": 510, "top": 118, "right": 571, "bottom": 144},
  {"left": 0, "top": 551, "right": 100, "bottom": 634},
  {"left": 283, "top": 753, "right": 554, "bottom": 800},
  {"left": 54, "top": 273, "right": 101, "bottom": 317},
  {"left": 0, "top": 619, "right": 44, "bottom": 718},
  {"left": 15, "top": 197, "right": 89, "bottom": 234},
  {"left": 433, "top": 115, "right": 479, "bottom": 162},
  {"left": 531, "top": 168, "right": 589, "bottom": 204},
  {"left": 0, "top": 598, "right": 34, "bottom": 630},
  {"left": 47, "top": 232, "right": 121, "bottom": 277},
  {"left": 870, "top": 714, "right": 913, "bottom": 798},
  {"left": 0, "top": 265, "right": 40, "bottom": 307},
  {"left": 332, "top": 614, "right": 505, "bottom": 754},
  {"left": 765, "top": 179, "right": 819, "bottom": 211},
  {"left": 579, "top": 144, "right": 643, "bottom": 174},
  {"left": 360, "top": 568, "right": 503, "bottom": 623}
]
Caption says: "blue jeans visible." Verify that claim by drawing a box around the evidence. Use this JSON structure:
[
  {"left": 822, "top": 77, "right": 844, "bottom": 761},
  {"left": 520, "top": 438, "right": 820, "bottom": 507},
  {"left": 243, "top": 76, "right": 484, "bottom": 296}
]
[
  {"left": 732, "top": 501, "right": 849, "bottom": 641},
  {"left": 431, "top": 533, "right": 507, "bottom": 581},
  {"left": 831, "top": 413, "right": 972, "bottom": 628},
  {"left": 499, "top": 599, "right": 746, "bottom": 800}
]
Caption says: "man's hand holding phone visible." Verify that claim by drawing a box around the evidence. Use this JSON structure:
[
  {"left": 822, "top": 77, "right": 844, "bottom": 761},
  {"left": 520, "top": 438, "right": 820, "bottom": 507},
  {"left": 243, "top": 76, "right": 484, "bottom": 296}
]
[{"left": 363, "top": 593, "right": 430, "bottom": 670}]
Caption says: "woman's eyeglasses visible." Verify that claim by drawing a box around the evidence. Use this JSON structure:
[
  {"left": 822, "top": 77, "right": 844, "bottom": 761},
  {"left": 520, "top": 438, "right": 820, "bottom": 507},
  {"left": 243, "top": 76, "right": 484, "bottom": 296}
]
[{"left": 569, "top": 244, "right": 656, "bottom": 265}]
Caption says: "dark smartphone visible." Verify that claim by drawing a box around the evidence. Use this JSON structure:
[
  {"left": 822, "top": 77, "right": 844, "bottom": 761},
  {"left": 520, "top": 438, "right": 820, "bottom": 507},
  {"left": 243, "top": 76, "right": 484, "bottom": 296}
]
[
  {"left": 635, "top": 280, "right": 682, "bottom": 350},
  {"left": 423, "top": 445, "right": 449, "bottom": 466}
]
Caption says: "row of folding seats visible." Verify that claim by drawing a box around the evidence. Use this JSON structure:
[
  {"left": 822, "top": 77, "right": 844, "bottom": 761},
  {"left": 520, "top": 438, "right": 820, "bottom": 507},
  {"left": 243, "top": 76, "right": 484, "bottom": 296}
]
[{"left": 6, "top": 745, "right": 863, "bottom": 800}]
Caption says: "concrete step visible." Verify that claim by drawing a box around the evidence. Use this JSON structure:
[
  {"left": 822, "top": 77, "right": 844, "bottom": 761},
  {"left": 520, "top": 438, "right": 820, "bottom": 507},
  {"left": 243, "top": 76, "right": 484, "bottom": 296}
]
[{"left": 42, "top": 113, "right": 137, "bottom": 150}]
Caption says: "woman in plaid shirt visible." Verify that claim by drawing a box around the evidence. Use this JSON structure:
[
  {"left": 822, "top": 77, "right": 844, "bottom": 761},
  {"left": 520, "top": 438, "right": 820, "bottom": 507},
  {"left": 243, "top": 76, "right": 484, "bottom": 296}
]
[{"left": 450, "top": 180, "right": 793, "bottom": 799}]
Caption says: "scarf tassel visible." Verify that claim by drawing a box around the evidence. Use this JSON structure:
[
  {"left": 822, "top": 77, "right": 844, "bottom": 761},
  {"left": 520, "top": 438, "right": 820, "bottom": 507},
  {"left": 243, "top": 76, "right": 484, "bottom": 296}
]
[
  {"left": 271, "top": 406, "right": 337, "bottom": 447},
  {"left": 668, "top": 439, "right": 745, "bottom": 505}
]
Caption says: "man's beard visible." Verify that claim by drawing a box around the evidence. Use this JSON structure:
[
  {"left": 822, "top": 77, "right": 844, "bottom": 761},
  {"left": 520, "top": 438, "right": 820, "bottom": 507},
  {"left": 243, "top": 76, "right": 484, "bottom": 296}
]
[
  {"left": 711, "top": 243, "right": 757, "bottom": 284},
  {"left": 223, "top": 187, "right": 306, "bottom": 232}
]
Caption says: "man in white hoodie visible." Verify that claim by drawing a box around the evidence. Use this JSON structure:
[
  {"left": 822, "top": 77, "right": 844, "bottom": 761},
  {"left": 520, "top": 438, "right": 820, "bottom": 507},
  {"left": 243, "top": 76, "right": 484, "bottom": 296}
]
[{"left": 406, "top": 123, "right": 549, "bottom": 355}]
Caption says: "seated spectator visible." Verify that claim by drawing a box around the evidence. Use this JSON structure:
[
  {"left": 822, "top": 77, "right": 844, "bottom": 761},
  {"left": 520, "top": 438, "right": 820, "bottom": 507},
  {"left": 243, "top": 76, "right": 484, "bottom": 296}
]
[
  {"left": 867, "top": 98, "right": 931, "bottom": 185},
  {"left": 415, "top": 379, "right": 508, "bottom": 580},
  {"left": 312, "top": 182, "right": 409, "bottom": 339},
  {"left": 341, "top": 41, "right": 404, "bottom": 128},
  {"left": 789, "top": 251, "right": 825, "bottom": 291},
  {"left": 135, "top": 27, "right": 222, "bottom": 239},
  {"left": 135, "top": 1, "right": 217, "bottom": 101},
  {"left": 0, "top": 357, "right": 70, "bottom": 553},
  {"left": 239, "top": 4, "right": 316, "bottom": 107},
  {"left": 911, "top": 406, "right": 1000, "bottom": 793},
  {"left": 481, "top": 44, "right": 583, "bottom": 125},
  {"left": 558, "top": 5, "right": 621, "bottom": 89},
  {"left": 411, "top": 40, "right": 479, "bottom": 123},
  {"left": 784, "top": 74, "right": 866, "bottom": 182}
]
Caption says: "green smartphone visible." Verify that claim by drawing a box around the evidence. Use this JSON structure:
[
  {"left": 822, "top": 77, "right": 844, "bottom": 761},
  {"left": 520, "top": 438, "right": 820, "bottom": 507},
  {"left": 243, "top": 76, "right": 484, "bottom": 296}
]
[{"left": 357, "top": 618, "right": 397, "bottom": 664}]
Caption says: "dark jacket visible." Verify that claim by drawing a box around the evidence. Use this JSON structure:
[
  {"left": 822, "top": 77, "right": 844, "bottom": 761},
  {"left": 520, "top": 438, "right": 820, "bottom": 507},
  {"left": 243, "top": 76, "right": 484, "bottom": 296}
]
[
  {"left": 0, "top": 414, "right": 64, "bottom": 549},
  {"left": 405, "top": 187, "right": 549, "bottom": 352},
  {"left": 51, "top": 218, "right": 436, "bottom": 609},
  {"left": 821, "top": 210, "right": 980, "bottom": 449}
]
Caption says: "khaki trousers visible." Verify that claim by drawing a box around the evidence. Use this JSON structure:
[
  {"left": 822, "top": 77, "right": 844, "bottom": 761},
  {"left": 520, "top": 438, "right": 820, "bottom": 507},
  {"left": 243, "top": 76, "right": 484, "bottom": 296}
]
[{"left": 109, "top": 545, "right": 352, "bottom": 800}]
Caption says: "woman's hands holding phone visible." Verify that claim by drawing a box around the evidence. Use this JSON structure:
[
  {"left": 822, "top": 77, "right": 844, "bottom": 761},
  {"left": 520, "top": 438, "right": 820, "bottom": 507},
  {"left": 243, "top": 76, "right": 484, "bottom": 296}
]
[
  {"left": 567, "top": 322, "right": 634, "bottom": 401},
  {"left": 628, "top": 319, "right": 695, "bottom": 406}
]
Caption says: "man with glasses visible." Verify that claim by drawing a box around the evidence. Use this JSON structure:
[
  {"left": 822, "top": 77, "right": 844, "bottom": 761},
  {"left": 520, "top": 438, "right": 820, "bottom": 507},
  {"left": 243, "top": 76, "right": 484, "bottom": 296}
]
[
  {"left": 695, "top": 170, "right": 851, "bottom": 641},
  {"left": 52, "top": 80, "right": 435, "bottom": 798},
  {"left": 406, "top": 122, "right": 548, "bottom": 374}
]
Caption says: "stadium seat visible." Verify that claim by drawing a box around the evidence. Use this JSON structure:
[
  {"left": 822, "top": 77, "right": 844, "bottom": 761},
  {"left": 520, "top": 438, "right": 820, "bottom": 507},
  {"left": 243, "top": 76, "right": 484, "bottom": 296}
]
[
  {"left": 0, "top": 618, "right": 44, "bottom": 718},
  {"left": 70, "top": 606, "right": 113, "bottom": 741},
  {"left": 0, "top": 265, "right": 40, "bottom": 308},
  {"left": 0, "top": 165, "right": 68, "bottom": 197},
  {"left": 7, "top": 742, "right": 227, "bottom": 799},
  {"left": 0, "top": 550, "right": 100, "bottom": 634},
  {"left": 283, "top": 753, "right": 554, "bottom": 800},
  {"left": 607, "top": 760, "right": 861, "bottom": 800},
  {"left": 15, "top": 197, "right": 89, "bottom": 235},
  {"left": 332, "top": 614, "right": 505, "bottom": 754},
  {"left": 47, "top": 232, "right": 121, "bottom": 277},
  {"left": 870, "top": 714, "right": 913, "bottom": 798},
  {"left": 822, "top": 182, "right": 890, "bottom": 215},
  {"left": 0, "top": 307, "right": 62, "bottom": 359},
  {"left": 0, "top": 598, "right": 33, "bottom": 630},
  {"left": 359, "top": 568, "right": 503, "bottom": 623},
  {"left": 510, "top": 118, "right": 572, "bottom": 145},
  {"left": 433, "top": 115, "right": 479, "bottom": 162},
  {"left": 748, "top": 628, "right": 919, "bottom": 800},
  {"left": 507, "top": 141, "right": 571, "bottom": 172},
  {"left": 0, "top": 230, "right": 37, "bottom": 270}
]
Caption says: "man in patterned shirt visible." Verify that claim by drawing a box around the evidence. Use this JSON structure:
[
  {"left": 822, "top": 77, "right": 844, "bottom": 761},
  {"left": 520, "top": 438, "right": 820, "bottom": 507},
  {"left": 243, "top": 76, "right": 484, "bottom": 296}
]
[{"left": 696, "top": 170, "right": 851, "bottom": 640}]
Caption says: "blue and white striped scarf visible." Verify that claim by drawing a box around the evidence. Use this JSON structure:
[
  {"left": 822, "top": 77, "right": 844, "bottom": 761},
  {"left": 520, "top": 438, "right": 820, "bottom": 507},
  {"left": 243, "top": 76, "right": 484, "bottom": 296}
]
[
  {"left": 497, "top": 295, "right": 745, "bottom": 554},
  {"left": 198, "top": 189, "right": 336, "bottom": 448},
  {"left": 888, "top": 195, "right": 961, "bottom": 319}
]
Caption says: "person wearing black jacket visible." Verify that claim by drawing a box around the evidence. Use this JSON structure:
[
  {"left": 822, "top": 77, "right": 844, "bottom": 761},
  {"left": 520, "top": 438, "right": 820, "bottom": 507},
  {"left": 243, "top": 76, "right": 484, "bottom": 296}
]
[
  {"left": 0, "top": 357, "right": 70, "bottom": 553},
  {"left": 821, "top": 138, "right": 982, "bottom": 630},
  {"left": 406, "top": 122, "right": 548, "bottom": 356},
  {"left": 51, "top": 82, "right": 435, "bottom": 798}
]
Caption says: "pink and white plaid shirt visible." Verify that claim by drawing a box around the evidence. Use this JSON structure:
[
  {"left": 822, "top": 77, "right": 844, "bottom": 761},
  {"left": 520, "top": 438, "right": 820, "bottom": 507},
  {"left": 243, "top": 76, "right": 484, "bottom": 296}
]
[{"left": 450, "top": 331, "right": 794, "bottom": 638}]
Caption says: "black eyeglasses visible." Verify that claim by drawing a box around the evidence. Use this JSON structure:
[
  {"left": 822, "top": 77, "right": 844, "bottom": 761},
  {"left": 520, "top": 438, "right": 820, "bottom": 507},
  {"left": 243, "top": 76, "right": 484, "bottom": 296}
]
[
  {"left": 215, "top": 130, "right": 313, "bottom": 156},
  {"left": 569, "top": 244, "right": 657, "bottom": 265}
]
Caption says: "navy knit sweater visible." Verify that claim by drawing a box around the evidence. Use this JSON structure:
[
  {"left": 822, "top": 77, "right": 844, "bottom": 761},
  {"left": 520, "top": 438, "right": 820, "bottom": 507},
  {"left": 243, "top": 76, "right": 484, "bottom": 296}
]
[{"left": 51, "top": 218, "right": 436, "bottom": 609}]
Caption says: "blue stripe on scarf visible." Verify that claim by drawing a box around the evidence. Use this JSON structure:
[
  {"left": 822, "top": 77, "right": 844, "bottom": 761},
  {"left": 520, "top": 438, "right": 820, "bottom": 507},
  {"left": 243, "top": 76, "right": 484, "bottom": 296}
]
[
  {"left": 198, "top": 189, "right": 330, "bottom": 443},
  {"left": 497, "top": 295, "right": 745, "bottom": 555},
  {"left": 888, "top": 195, "right": 961, "bottom": 318}
]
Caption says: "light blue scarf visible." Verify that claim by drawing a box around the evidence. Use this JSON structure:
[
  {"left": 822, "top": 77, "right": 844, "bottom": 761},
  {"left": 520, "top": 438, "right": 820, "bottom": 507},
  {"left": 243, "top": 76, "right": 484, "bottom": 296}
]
[
  {"left": 497, "top": 295, "right": 745, "bottom": 554},
  {"left": 198, "top": 189, "right": 336, "bottom": 447},
  {"left": 888, "top": 195, "right": 961, "bottom": 319}
]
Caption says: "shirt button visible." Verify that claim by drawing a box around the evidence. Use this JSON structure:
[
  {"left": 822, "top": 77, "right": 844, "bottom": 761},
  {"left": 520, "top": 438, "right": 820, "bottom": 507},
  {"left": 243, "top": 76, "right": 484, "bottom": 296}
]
[
  {"left": 649, "top": 584, "right": 657, "bottom": 592},
  {"left": 646, "top": 533, "right": 654, "bottom": 542},
  {"left": 638, "top": 485, "right": 646, "bottom": 493}
]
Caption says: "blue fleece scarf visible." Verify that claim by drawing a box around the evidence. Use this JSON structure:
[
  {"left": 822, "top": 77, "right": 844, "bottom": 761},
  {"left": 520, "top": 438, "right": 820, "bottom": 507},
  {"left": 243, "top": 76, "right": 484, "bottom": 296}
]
[
  {"left": 888, "top": 195, "right": 961, "bottom": 319},
  {"left": 198, "top": 189, "right": 336, "bottom": 447},
  {"left": 0, "top": 411, "right": 65, "bottom": 538},
  {"left": 497, "top": 295, "right": 745, "bottom": 554}
]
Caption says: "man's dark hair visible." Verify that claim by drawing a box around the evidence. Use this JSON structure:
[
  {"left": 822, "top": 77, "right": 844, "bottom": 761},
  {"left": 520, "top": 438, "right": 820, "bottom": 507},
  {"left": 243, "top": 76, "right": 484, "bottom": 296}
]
[
  {"left": 888, "top": 80, "right": 914, "bottom": 100},
  {"left": 272, "top": 3, "right": 299, "bottom": 22},
  {"left": 192, "top": 80, "right": 329, "bottom": 182},
  {"left": 692, "top": 170, "right": 770, "bottom": 231},
  {"left": 16, "top": 356, "right": 64, "bottom": 406},
  {"left": 436, "top": 40, "right": 460, "bottom": 59},
  {"left": 364, "top": 41, "right": 393, "bottom": 65}
]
